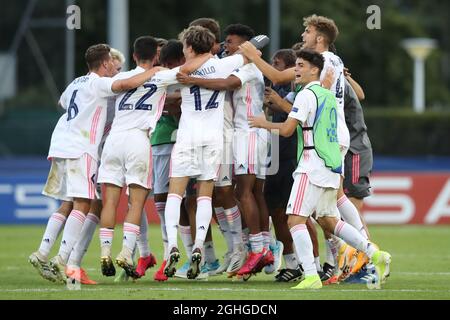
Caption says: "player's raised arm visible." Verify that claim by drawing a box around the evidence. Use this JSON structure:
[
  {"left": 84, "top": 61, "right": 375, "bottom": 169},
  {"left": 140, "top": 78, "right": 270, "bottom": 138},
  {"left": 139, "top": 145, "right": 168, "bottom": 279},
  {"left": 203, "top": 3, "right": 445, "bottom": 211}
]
[
  {"left": 344, "top": 67, "right": 365, "bottom": 101},
  {"left": 239, "top": 41, "right": 295, "bottom": 85},
  {"left": 249, "top": 113, "right": 298, "bottom": 137},
  {"left": 179, "top": 52, "right": 213, "bottom": 74},
  {"left": 111, "top": 66, "right": 166, "bottom": 93},
  {"left": 176, "top": 73, "right": 242, "bottom": 91}
]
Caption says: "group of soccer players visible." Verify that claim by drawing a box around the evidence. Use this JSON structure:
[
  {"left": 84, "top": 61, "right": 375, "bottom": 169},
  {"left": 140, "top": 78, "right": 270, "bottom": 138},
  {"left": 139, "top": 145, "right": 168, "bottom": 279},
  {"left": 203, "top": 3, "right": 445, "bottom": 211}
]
[{"left": 29, "top": 15, "right": 391, "bottom": 290}]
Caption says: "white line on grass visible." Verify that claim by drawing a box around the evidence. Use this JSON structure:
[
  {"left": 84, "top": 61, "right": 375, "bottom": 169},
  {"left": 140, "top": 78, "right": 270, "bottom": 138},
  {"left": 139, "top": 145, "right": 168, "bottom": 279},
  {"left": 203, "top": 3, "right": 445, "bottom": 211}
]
[{"left": 1, "top": 287, "right": 450, "bottom": 293}]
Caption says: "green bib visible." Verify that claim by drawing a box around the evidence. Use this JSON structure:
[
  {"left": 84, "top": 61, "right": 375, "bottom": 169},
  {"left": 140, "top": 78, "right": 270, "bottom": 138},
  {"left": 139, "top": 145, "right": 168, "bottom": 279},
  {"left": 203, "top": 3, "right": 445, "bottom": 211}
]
[
  {"left": 150, "top": 115, "right": 178, "bottom": 146},
  {"left": 296, "top": 84, "right": 342, "bottom": 174}
]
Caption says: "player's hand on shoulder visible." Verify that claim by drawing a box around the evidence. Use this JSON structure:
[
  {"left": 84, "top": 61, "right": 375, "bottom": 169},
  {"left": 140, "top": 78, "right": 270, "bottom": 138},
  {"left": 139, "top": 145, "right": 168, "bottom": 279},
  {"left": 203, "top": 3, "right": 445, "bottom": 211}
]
[{"left": 176, "top": 72, "right": 193, "bottom": 84}]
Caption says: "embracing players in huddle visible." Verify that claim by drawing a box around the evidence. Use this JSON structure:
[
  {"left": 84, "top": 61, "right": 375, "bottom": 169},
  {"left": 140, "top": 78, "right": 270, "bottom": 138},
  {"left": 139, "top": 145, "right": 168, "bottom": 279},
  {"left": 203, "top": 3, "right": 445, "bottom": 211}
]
[{"left": 29, "top": 15, "right": 391, "bottom": 290}]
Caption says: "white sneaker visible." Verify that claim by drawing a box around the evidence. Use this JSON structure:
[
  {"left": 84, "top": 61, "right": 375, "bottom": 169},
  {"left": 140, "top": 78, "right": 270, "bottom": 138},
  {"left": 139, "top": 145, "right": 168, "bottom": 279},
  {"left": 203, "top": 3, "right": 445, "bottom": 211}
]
[
  {"left": 29, "top": 251, "right": 57, "bottom": 282},
  {"left": 49, "top": 255, "right": 67, "bottom": 283},
  {"left": 227, "top": 244, "right": 247, "bottom": 276},
  {"left": 212, "top": 251, "right": 232, "bottom": 276},
  {"left": 116, "top": 249, "right": 138, "bottom": 279},
  {"left": 265, "top": 240, "right": 284, "bottom": 274}
]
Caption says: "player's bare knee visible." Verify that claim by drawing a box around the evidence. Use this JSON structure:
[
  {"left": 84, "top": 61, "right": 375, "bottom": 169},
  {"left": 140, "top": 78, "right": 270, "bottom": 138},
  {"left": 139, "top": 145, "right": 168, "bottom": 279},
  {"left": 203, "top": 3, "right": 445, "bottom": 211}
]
[{"left": 58, "top": 201, "right": 73, "bottom": 216}]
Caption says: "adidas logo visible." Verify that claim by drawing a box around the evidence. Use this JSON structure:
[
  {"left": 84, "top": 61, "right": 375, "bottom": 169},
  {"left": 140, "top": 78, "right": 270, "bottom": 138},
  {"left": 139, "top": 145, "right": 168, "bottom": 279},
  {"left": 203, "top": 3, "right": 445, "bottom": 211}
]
[
  {"left": 123, "top": 236, "right": 127, "bottom": 240},
  {"left": 199, "top": 226, "right": 206, "bottom": 231},
  {"left": 223, "top": 176, "right": 230, "bottom": 181},
  {"left": 62, "top": 240, "right": 67, "bottom": 245},
  {"left": 103, "top": 241, "right": 111, "bottom": 244},
  {"left": 43, "top": 238, "right": 50, "bottom": 243},
  {"left": 287, "top": 204, "right": 292, "bottom": 209}
]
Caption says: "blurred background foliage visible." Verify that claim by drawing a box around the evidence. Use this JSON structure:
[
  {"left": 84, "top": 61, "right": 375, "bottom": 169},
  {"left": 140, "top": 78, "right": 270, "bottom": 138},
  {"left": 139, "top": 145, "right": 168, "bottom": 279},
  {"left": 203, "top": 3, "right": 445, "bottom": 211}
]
[{"left": 0, "top": 0, "right": 449, "bottom": 155}]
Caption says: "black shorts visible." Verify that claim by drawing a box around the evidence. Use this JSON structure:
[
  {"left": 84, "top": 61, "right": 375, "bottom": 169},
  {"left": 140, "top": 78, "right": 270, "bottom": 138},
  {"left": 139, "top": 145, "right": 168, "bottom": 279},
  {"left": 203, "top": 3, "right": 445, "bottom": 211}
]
[
  {"left": 343, "top": 149, "right": 373, "bottom": 199},
  {"left": 264, "top": 158, "right": 296, "bottom": 210}
]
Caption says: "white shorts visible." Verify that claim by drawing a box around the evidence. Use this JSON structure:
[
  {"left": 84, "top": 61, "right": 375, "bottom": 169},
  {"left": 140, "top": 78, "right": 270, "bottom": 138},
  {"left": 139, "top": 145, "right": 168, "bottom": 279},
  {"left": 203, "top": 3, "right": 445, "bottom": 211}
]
[
  {"left": 152, "top": 144, "right": 173, "bottom": 194},
  {"left": 233, "top": 129, "right": 269, "bottom": 179},
  {"left": 286, "top": 173, "right": 339, "bottom": 218},
  {"left": 215, "top": 128, "right": 233, "bottom": 187},
  {"left": 42, "top": 153, "right": 98, "bottom": 201},
  {"left": 98, "top": 129, "right": 153, "bottom": 189},
  {"left": 170, "top": 143, "right": 221, "bottom": 181}
]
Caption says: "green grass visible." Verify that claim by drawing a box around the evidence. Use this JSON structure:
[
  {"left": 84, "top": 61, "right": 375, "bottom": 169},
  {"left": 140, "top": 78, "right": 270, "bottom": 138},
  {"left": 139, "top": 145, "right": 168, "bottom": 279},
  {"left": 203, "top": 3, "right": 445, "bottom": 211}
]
[{"left": 0, "top": 224, "right": 450, "bottom": 300}]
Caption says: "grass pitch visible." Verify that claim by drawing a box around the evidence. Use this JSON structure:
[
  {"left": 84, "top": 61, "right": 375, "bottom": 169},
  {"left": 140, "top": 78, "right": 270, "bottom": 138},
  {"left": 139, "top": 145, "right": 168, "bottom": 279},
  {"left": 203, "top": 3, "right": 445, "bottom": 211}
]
[{"left": 0, "top": 224, "right": 449, "bottom": 300}]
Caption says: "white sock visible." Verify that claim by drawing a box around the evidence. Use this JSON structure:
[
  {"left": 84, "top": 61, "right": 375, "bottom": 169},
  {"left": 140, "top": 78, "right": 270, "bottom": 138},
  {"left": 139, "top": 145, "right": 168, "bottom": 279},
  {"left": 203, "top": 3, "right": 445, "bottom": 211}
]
[
  {"left": 261, "top": 231, "right": 271, "bottom": 250},
  {"left": 165, "top": 193, "right": 182, "bottom": 250},
  {"left": 194, "top": 197, "right": 212, "bottom": 250},
  {"left": 284, "top": 253, "right": 298, "bottom": 269},
  {"left": 334, "top": 220, "right": 376, "bottom": 258},
  {"left": 290, "top": 224, "right": 317, "bottom": 276},
  {"left": 314, "top": 256, "right": 322, "bottom": 272},
  {"left": 179, "top": 225, "right": 193, "bottom": 260},
  {"left": 204, "top": 240, "right": 217, "bottom": 264},
  {"left": 58, "top": 210, "right": 86, "bottom": 262},
  {"left": 67, "top": 213, "right": 99, "bottom": 267},
  {"left": 137, "top": 211, "right": 150, "bottom": 258},
  {"left": 38, "top": 212, "right": 66, "bottom": 258},
  {"left": 214, "top": 207, "right": 233, "bottom": 253},
  {"left": 325, "top": 237, "right": 340, "bottom": 267},
  {"left": 155, "top": 202, "right": 168, "bottom": 258},
  {"left": 337, "top": 195, "right": 368, "bottom": 239},
  {"left": 123, "top": 222, "right": 140, "bottom": 252},
  {"left": 100, "top": 228, "right": 114, "bottom": 257},
  {"left": 224, "top": 206, "right": 243, "bottom": 247},
  {"left": 249, "top": 232, "right": 264, "bottom": 253}
]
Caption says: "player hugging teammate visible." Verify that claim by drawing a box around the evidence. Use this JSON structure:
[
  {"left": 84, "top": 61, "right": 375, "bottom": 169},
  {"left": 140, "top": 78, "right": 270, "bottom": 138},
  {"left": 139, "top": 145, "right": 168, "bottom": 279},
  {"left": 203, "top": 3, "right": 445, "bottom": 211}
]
[{"left": 29, "top": 15, "right": 391, "bottom": 290}]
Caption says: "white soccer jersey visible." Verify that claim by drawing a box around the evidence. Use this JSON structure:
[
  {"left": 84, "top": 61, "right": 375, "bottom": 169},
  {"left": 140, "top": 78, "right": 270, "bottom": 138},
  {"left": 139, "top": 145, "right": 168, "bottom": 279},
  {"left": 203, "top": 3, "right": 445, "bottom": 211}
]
[
  {"left": 230, "top": 63, "right": 265, "bottom": 131},
  {"left": 288, "top": 81, "right": 340, "bottom": 189},
  {"left": 321, "top": 51, "right": 350, "bottom": 148},
  {"left": 176, "top": 54, "right": 244, "bottom": 147},
  {"left": 48, "top": 73, "right": 116, "bottom": 161},
  {"left": 109, "top": 66, "right": 178, "bottom": 134}
]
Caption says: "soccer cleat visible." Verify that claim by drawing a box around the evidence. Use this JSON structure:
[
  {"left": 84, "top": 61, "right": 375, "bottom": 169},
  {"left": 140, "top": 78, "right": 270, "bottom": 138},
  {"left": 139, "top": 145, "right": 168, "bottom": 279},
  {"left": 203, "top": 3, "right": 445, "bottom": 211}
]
[
  {"left": 202, "top": 259, "right": 220, "bottom": 276},
  {"left": 154, "top": 260, "right": 169, "bottom": 282},
  {"left": 114, "top": 269, "right": 130, "bottom": 282},
  {"left": 275, "top": 267, "right": 304, "bottom": 282},
  {"left": 116, "top": 250, "right": 139, "bottom": 279},
  {"left": 136, "top": 253, "right": 157, "bottom": 278},
  {"left": 101, "top": 256, "right": 116, "bottom": 277},
  {"left": 250, "top": 35, "right": 270, "bottom": 50},
  {"left": 351, "top": 250, "right": 370, "bottom": 274},
  {"left": 237, "top": 250, "right": 265, "bottom": 276},
  {"left": 344, "top": 267, "right": 378, "bottom": 285},
  {"left": 164, "top": 247, "right": 180, "bottom": 278},
  {"left": 290, "top": 274, "right": 322, "bottom": 289},
  {"left": 265, "top": 240, "right": 284, "bottom": 274},
  {"left": 371, "top": 250, "right": 392, "bottom": 288},
  {"left": 29, "top": 252, "right": 57, "bottom": 282},
  {"left": 337, "top": 244, "right": 357, "bottom": 281},
  {"left": 65, "top": 266, "right": 98, "bottom": 285},
  {"left": 174, "top": 261, "right": 190, "bottom": 278},
  {"left": 318, "top": 262, "right": 335, "bottom": 282},
  {"left": 213, "top": 251, "right": 232, "bottom": 275},
  {"left": 49, "top": 255, "right": 67, "bottom": 283},
  {"left": 227, "top": 244, "right": 247, "bottom": 277},
  {"left": 187, "top": 248, "right": 202, "bottom": 280},
  {"left": 196, "top": 264, "right": 210, "bottom": 280}
]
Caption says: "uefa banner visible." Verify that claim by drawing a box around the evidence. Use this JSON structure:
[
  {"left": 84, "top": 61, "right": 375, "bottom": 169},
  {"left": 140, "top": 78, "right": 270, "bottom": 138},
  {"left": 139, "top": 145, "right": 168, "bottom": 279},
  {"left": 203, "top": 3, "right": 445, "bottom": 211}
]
[{"left": 1, "top": 167, "right": 449, "bottom": 224}]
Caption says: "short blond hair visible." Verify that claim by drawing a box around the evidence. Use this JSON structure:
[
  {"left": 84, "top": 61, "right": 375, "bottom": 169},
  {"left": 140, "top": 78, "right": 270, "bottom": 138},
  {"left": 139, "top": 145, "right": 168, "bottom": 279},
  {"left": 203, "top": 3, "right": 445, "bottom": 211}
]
[
  {"left": 303, "top": 14, "right": 339, "bottom": 45},
  {"left": 110, "top": 47, "right": 125, "bottom": 64}
]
